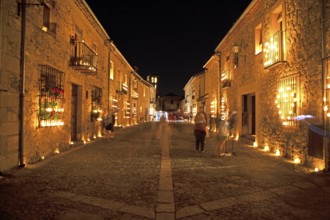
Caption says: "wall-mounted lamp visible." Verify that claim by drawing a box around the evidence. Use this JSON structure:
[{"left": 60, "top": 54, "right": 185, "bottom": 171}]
[
  {"left": 232, "top": 44, "right": 240, "bottom": 68},
  {"left": 232, "top": 44, "right": 240, "bottom": 53}
]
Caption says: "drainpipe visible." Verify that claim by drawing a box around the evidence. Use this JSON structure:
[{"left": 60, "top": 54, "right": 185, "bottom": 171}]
[
  {"left": 18, "top": 0, "right": 27, "bottom": 168},
  {"left": 107, "top": 49, "right": 110, "bottom": 113},
  {"left": 216, "top": 52, "right": 222, "bottom": 121},
  {"left": 321, "top": 0, "right": 329, "bottom": 171}
]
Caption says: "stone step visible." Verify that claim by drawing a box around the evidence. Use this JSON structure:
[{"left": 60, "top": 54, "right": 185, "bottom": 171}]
[{"left": 239, "top": 135, "right": 255, "bottom": 146}]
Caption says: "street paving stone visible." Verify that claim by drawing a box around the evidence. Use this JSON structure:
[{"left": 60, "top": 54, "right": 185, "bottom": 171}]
[{"left": 1, "top": 122, "right": 330, "bottom": 219}]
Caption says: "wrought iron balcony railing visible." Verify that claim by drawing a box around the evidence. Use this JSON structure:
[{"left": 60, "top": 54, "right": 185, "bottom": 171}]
[{"left": 69, "top": 41, "right": 97, "bottom": 74}]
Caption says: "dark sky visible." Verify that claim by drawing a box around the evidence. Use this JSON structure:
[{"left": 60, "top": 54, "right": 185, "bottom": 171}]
[{"left": 85, "top": 0, "right": 252, "bottom": 97}]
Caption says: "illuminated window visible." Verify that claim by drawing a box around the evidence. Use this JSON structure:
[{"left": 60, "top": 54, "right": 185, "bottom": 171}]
[
  {"left": 275, "top": 75, "right": 299, "bottom": 127},
  {"left": 221, "top": 70, "right": 231, "bottom": 88},
  {"left": 220, "top": 96, "right": 227, "bottom": 120},
  {"left": 124, "top": 74, "right": 128, "bottom": 85},
  {"left": 255, "top": 23, "right": 263, "bottom": 55},
  {"left": 263, "top": 5, "right": 284, "bottom": 68},
  {"left": 125, "top": 101, "right": 131, "bottom": 118},
  {"left": 91, "top": 87, "right": 102, "bottom": 121},
  {"left": 38, "top": 65, "right": 64, "bottom": 127},
  {"left": 263, "top": 31, "right": 281, "bottom": 67},
  {"left": 109, "top": 60, "right": 114, "bottom": 80}
]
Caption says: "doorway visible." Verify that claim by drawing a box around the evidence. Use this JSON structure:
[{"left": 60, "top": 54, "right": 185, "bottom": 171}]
[
  {"left": 241, "top": 93, "right": 256, "bottom": 136},
  {"left": 71, "top": 85, "right": 78, "bottom": 141}
]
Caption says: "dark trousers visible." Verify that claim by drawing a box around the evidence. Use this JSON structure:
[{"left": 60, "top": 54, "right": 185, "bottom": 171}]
[{"left": 194, "top": 130, "right": 206, "bottom": 151}]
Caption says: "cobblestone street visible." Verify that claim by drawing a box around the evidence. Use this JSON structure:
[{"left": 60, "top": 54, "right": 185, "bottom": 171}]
[{"left": 1, "top": 122, "right": 330, "bottom": 220}]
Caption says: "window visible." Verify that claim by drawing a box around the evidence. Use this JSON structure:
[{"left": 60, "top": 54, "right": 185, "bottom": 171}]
[
  {"left": 124, "top": 74, "right": 128, "bottom": 85},
  {"left": 125, "top": 101, "right": 131, "bottom": 118},
  {"left": 38, "top": 65, "right": 64, "bottom": 127},
  {"left": 255, "top": 23, "right": 263, "bottom": 55},
  {"left": 221, "top": 70, "right": 231, "bottom": 88},
  {"left": 43, "top": 5, "right": 50, "bottom": 30},
  {"left": 275, "top": 75, "right": 299, "bottom": 127},
  {"left": 263, "top": 4, "right": 284, "bottom": 68},
  {"left": 91, "top": 87, "right": 102, "bottom": 121},
  {"left": 109, "top": 60, "right": 114, "bottom": 80}
]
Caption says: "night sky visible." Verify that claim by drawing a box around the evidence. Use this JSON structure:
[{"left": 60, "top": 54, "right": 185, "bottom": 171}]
[{"left": 85, "top": 0, "right": 252, "bottom": 97}]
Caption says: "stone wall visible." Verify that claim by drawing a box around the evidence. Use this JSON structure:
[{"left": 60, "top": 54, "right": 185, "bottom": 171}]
[
  {"left": 214, "top": 0, "right": 329, "bottom": 168},
  {"left": 0, "top": 0, "right": 22, "bottom": 171}
]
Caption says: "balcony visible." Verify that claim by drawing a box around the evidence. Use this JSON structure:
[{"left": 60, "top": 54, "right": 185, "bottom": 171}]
[
  {"left": 69, "top": 41, "right": 97, "bottom": 74},
  {"left": 116, "top": 81, "right": 128, "bottom": 95},
  {"left": 263, "top": 30, "right": 285, "bottom": 68}
]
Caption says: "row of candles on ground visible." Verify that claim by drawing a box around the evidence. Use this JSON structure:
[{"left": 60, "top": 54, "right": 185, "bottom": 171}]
[
  {"left": 252, "top": 141, "right": 322, "bottom": 172},
  {"left": 39, "top": 134, "right": 322, "bottom": 173}
]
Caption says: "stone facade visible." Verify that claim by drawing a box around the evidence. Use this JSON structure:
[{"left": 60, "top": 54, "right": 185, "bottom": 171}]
[
  {"left": 183, "top": 71, "right": 204, "bottom": 120},
  {"left": 0, "top": 0, "right": 155, "bottom": 172},
  {"left": 204, "top": 0, "right": 329, "bottom": 170}
]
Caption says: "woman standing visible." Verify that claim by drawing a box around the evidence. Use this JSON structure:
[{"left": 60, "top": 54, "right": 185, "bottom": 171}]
[{"left": 194, "top": 107, "right": 207, "bottom": 152}]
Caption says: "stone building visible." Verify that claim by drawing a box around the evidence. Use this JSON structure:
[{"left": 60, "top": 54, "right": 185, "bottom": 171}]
[
  {"left": 183, "top": 71, "right": 204, "bottom": 120},
  {"left": 159, "top": 93, "right": 182, "bottom": 112},
  {"left": 193, "top": 0, "right": 330, "bottom": 170},
  {"left": 0, "top": 0, "right": 154, "bottom": 172},
  {"left": 204, "top": 55, "right": 221, "bottom": 132}
]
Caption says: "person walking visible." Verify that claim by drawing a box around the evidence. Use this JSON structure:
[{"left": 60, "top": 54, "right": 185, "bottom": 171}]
[
  {"left": 194, "top": 106, "right": 207, "bottom": 152},
  {"left": 103, "top": 111, "right": 114, "bottom": 139},
  {"left": 216, "top": 120, "right": 229, "bottom": 157},
  {"left": 227, "top": 111, "right": 237, "bottom": 155}
]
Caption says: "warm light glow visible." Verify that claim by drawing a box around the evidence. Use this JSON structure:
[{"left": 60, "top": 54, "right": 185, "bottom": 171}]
[
  {"left": 264, "top": 145, "right": 270, "bottom": 152},
  {"left": 40, "top": 120, "right": 64, "bottom": 127},
  {"left": 253, "top": 142, "right": 258, "bottom": 148},
  {"left": 41, "top": 156, "right": 45, "bottom": 160},
  {"left": 263, "top": 31, "right": 281, "bottom": 67},
  {"left": 293, "top": 157, "right": 301, "bottom": 164},
  {"left": 70, "top": 141, "right": 74, "bottom": 145},
  {"left": 275, "top": 149, "right": 281, "bottom": 156},
  {"left": 314, "top": 167, "right": 319, "bottom": 172},
  {"left": 324, "top": 105, "right": 328, "bottom": 111},
  {"left": 55, "top": 149, "right": 60, "bottom": 154},
  {"left": 276, "top": 75, "right": 298, "bottom": 127}
]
